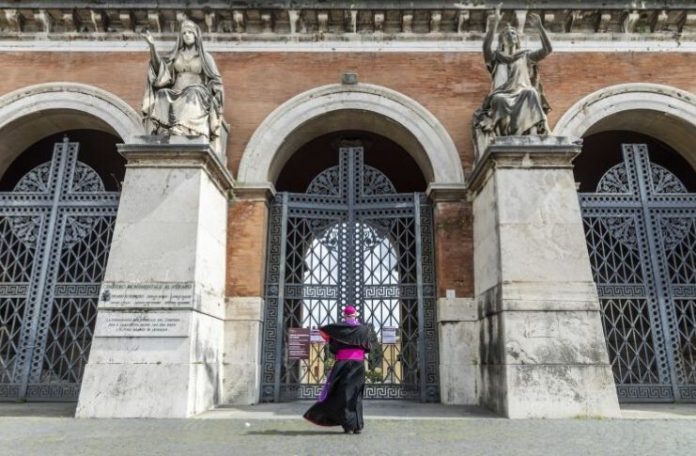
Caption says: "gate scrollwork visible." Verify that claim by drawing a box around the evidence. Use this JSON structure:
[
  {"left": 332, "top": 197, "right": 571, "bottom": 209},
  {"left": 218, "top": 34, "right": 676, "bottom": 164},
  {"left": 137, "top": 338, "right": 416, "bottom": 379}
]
[
  {"left": 261, "top": 146, "right": 438, "bottom": 402},
  {"left": 580, "top": 144, "right": 696, "bottom": 402},
  {"left": 0, "top": 139, "right": 119, "bottom": 401}
]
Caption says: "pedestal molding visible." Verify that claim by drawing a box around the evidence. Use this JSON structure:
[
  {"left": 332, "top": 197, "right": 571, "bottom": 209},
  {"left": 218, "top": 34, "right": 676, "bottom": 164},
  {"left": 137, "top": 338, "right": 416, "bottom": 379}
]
[
  {"left": 468, "top": 136, "right": 582, "bottom": 195},
  {"left": 118, "top": 139, "right": 234, "bottom": 193}
]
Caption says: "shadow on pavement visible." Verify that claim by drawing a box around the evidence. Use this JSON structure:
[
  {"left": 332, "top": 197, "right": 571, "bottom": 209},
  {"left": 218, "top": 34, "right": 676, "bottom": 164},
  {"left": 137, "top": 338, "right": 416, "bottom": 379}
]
[
  {"left": 246, "top": 430, "right": 348, "bottom": 436},
  {"left": 208, "top": 401, "right": 499, "bottom": 420}
]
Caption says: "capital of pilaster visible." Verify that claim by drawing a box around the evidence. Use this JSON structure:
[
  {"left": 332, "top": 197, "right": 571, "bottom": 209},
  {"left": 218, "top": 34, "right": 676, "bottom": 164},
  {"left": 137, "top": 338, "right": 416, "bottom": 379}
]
[
  {"left": 426, "top": 182, "right": 468, "bottom": 203},
  {"left": 232, "top": 182, "right": 277, "bottom": 202}
]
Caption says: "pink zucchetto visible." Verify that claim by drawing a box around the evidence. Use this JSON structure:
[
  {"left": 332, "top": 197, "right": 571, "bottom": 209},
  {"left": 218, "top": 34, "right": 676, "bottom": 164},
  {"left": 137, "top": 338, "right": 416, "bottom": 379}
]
[{"left": 343, "top": 306, "right": 358, "bottom": 317}]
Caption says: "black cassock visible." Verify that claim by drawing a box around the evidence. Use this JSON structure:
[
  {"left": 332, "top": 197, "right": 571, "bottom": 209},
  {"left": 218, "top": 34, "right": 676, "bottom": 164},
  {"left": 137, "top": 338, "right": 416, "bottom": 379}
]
[{"left": 303, "top": 322, "right": 372, "bottom": 432}]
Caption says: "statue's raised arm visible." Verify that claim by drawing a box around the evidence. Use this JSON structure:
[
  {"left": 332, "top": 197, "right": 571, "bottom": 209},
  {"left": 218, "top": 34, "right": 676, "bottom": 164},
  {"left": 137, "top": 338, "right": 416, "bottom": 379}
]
[
  {"left": 141, "top": 30, "right": 161, "bottom": 70},
  {"left": 141, "top": 20, "right": 224, "bottom": 142},
  {"left": 483, "top": 5, "right": 503, "bottom": 67},
  {"left": 472, "top": 10, "right": 553, "bottom": 159},
  {"left": 527, "top": 14, "right": 552, "bottom": 62}
]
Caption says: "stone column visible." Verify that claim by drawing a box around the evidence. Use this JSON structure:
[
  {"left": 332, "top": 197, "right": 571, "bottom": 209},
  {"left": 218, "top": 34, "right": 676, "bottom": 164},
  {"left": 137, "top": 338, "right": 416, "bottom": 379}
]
[
  {"left": 76, "top": 137, "right": 233, "bottom": 418},
  {"left": 468, "top": 136, "right": 620, "bottom": 418}
]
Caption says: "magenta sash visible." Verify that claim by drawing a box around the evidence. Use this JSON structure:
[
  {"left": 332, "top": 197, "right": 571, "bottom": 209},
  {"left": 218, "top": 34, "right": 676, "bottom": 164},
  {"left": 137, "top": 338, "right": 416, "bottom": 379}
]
[{"left": 335, "top": 348, "right": 365, "bottom": 361}]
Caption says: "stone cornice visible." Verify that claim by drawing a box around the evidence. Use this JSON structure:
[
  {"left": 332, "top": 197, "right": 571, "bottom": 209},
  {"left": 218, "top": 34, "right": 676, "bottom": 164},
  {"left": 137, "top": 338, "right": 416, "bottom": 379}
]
[
  {"left": 2, "top": 2, "right": 696, "bottom": 41},
  {"left": 467, "top": 136, "right": 582, "bottom": 197},
  {"left": 117, "top": 136, "right": 235, "bottom": 194}
]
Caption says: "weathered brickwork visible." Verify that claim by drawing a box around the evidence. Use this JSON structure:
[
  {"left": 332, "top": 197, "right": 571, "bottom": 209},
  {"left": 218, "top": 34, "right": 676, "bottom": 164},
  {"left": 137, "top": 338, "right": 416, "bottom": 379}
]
[
  {"left": 226, "top": 199, "right": 268, "bottom": 297},
  {"left": 3, "top": 51, "right": 695, "bottom": 171},
  {"left": 434, "top": 201, "right": 474, "bottom": 298},
  {"left": 1, "top": 50, "right": 694, "bottom": 298}
]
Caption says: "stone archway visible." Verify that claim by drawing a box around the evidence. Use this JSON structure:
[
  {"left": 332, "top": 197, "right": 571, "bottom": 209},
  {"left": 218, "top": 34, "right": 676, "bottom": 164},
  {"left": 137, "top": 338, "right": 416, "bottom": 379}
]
[
  {"left": 0, "top": 82, "right": 142, "bottom": 178},
  {"left": 553, "top": 83, "right": 696, "bottom": 168},
  {"left": 236, "top": 83, "right": 465, "bottom": 194}
]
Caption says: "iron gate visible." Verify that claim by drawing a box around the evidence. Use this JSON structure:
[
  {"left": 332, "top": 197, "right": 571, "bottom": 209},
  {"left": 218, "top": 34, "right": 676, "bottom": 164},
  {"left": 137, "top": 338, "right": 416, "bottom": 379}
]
[
  {"left": 580, "top": 144, "right": 696, "bottom": 402},
  {"left": 0, "top": 138, "right": 119, "bottom": 401},
  {"left": 261, "top": 144, "right": 438, "bottom": 402}
]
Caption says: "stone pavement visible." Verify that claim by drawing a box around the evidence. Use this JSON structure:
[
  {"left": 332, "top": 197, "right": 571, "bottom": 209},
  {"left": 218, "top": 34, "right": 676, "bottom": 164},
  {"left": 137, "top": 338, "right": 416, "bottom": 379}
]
[{"left": 1, "top": 402, "right": 696, "bottom": 456}]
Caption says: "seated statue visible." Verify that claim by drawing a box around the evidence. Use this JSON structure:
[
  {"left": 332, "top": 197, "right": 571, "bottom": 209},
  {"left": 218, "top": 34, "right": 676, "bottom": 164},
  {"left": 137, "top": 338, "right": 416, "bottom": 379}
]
[
  {"left": 141, "top": 20, "right": 224, "bottom": 141},
  {"left": 473, "top": 8, "right": 552, "bottom": 158}
]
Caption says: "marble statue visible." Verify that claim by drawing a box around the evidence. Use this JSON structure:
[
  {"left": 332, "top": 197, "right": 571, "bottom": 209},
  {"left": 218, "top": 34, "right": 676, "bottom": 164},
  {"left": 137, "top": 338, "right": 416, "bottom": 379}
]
[
  {"left": 141, "top": 20, "right": 224, "bottom": 141},
  {"left": 473, "top": 7, "right": 552, "bottom": 158}
]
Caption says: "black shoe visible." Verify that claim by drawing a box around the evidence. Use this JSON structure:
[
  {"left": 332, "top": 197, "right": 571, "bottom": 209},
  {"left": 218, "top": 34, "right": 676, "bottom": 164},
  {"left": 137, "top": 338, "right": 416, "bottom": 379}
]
[
  {"left": 343, "top": 427, "right": 351, "bottom": 434},
  {"left": 353, "top": 429, "right": 361, "bottom": 434}
]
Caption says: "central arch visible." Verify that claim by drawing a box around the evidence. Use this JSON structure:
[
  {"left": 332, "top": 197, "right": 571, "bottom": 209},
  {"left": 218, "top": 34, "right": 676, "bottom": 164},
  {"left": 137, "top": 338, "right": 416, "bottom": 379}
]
[{"left": 236, "top": 83, "right": 464, "bottom": 190}]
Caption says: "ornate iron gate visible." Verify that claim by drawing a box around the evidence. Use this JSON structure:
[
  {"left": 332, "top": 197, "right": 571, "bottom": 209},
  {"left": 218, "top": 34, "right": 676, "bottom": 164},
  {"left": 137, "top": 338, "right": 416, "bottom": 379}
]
[
  {"left": 261, "top": 144, "right": 438, "bottom": 402},
  {"left": 0, "top": 138, "right": 119, "bottom": 401},
  {"left": 580, "top": 144, "right": 696, "bottom": 402}
]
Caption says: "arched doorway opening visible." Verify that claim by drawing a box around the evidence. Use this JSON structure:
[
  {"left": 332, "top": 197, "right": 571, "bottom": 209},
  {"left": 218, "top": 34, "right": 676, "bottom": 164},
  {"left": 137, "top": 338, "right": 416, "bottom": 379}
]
[
  {"left": 260, "top": 131, "right": 438, "bottom": 402},
  {"left": 575, "top": 130, "right": 696, "bottom": 402},
  {"left": 0, "top": 129, "right": 124, "bottom": 401}
]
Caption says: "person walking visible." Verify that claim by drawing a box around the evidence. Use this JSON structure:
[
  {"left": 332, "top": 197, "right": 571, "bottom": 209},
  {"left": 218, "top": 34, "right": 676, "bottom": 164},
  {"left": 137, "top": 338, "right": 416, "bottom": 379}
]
[{"left": 304, "top": 305, "right": 372, "bottom": 434}]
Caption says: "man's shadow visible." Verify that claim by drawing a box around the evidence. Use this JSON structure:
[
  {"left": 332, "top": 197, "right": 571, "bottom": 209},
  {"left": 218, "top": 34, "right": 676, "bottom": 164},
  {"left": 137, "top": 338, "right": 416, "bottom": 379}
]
[{"left": 246, "top": 430, "right": 346, "bottom": 436}]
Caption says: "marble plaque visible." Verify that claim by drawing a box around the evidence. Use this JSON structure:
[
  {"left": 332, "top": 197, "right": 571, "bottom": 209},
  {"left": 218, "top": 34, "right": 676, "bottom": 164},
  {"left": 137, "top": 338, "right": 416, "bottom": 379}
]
[
  {"left": 99, "top": 282, "right": 195, "bottom": 309},
  {"left": 96, "top": 311, "right": 189, "bottom": 337}
]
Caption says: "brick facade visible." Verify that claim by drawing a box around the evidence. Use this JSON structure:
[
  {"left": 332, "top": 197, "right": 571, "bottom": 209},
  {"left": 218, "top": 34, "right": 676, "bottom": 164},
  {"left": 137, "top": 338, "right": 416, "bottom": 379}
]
[{"left": 2, "top": 50, "right": 694, "bottom": 299}]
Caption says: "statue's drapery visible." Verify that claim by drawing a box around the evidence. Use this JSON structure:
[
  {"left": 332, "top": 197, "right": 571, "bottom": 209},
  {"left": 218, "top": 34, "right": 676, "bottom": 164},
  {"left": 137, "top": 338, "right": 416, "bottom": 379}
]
[
  {"left": 472, "top": 12, "right": 552, "bottom": 159},
  {"left": 142, "top": 21, "right": 224, "bottom": 140},
  {"left": 476, "top": 49, "right": 549, "bottom": 136}
]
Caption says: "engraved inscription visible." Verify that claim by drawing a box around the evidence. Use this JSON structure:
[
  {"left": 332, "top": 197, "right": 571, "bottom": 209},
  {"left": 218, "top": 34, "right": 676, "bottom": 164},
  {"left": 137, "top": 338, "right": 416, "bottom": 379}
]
[
  {"left": 96, "top": 311, "right": 189, "bottom": 337},
  {"left": 99, "top": 282, "right": 195, "bottom": 309}
]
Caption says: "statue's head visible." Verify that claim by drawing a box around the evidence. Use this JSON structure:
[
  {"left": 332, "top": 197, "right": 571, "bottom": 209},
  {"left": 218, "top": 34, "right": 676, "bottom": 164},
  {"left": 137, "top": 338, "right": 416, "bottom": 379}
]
[
  {"left": 498, "top": 24, "right": 520, "bottom": 53},
  {"left": 179, "top": 20, "right": 201, "bottom": 47}
]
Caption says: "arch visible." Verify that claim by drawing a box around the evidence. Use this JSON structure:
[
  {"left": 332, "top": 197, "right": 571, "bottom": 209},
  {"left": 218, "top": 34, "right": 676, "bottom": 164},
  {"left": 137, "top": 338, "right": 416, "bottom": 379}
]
[
  {"left": 554, "top": 83, "right": 696, "bottom": 169},
  {"left": 237, "top": 83, "right": 464, "bottom": 190},
  {"left": 0, "top": 82, "right": 143, "bottom": 178}
]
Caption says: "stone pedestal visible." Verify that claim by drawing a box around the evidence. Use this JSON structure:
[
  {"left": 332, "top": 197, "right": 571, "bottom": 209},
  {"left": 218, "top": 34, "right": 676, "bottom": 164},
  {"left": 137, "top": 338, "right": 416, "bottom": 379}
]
[
  {"left": 76, "top": 136, "right": 233, "bottom": 418},
  {"left": 222, "top": 297, "right": 264, "bottom": 404},
  {"left": 468, "top": 136, "right": 620, "bottom": 418}
]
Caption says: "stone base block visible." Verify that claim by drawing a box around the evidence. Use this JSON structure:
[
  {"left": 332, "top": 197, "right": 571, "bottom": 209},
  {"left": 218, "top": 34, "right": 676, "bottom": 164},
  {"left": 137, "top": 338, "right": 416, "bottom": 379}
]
[
  {"left": 438, "top": 297, "right": 480, "bottom": 405},
  {"left": 505, "top": 364, "right": 621, "bottom": 419},
  {"left": 221, "top": 297, "right": 263, "bottom": 405},
  {"left": 222, "top": 363, "right": 260, "bottom": 405},
  {"left": 480, "top": 364, "right": 506, "bottom": 415},
  {"left": 77, "top": 308, "right": 223, "bottom": 418},
  {"left": 440, "top": 362, "right": 479, "bottom": 405},
  {"left": 76, "top": 363, "right": 207, "bottom": 418}
]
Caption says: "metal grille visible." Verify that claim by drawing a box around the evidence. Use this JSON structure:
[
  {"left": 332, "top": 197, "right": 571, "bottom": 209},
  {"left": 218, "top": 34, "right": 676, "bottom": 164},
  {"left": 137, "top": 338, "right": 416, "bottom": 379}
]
[
  {"left": 0, "top": 138, "right": 119, "bottom": 401},
  {"left": 580, "top": 144, "right": 696, "bottom": 402},
  {"left": 262, "top": 145, "right": 438, "bottom": 402}
]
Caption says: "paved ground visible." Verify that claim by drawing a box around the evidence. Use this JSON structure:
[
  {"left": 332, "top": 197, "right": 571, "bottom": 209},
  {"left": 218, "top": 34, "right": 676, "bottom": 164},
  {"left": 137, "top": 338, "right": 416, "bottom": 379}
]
[{"left": 1, "top": 402, "right": 696, "bottom": 455}]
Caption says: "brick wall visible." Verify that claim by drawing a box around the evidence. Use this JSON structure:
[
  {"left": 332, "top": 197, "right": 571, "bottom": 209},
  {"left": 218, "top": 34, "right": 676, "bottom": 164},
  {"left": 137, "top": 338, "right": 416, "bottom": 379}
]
[{"left": 1, "top": 50, "right": 694, "bottom": 297}]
